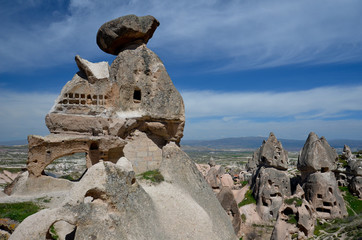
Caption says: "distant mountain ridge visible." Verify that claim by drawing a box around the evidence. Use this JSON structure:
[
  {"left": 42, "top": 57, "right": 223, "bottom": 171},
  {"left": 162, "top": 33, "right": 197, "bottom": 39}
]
[
  {"left": 181, "top": 136, "right": 362, "bottom": 152},
  {"left": 3, "top": 137, "right": 362, "bottom": 152}
]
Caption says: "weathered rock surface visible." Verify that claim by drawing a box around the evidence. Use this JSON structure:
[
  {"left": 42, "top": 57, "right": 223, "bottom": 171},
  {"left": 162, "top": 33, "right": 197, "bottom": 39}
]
[
  {"left": 253, "top": 167, "right": 291, "bottom": 220},
  {"left": 75, "top": 55, "right": 109, "bottom": 84},
  {"left": 27, "top": 134, "right": 125, "bottom": 177},
  {"left": 341, "top": 144, "right": 355, "bottom": 160},
  {"left": 220, "top": 174, "right": 234, "bottom": 188},
  {"left": 298, "top": 132, "right": 338, "bottom": 175},
  {"left": 303, "top": 172, "right": 347, "bottom": 219},
  {"left": 350, "top": 176, "right": 362, "bottom": 198},
  {"left": 8, "top": 14, "right": 238, "bottom": 240},
  {"left": 252, "top": 132, "right": 288, "bottom": 170},
  {"left": 348, "top": 159, "right": 362, "bottom": 176},
  {"left": 217, "top": 186, "right": 241, "bottom": 235},
  {"left": 10, "top": 160, "right": 165, "bottom": 240},
  {"left": 97, "top": 15, "right": 160, "bottom": 55},
  {"left": 271, "top": 185, "right": 316, "bottom": 240},
  {"left": 157, "top": 142, "right": 237, "bottom": 239}
]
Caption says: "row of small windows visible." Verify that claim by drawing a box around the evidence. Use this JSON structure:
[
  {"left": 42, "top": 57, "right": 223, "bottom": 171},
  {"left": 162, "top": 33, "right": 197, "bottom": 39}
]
[{"left": 59, "top": 93, "right": 108, "bottom": 106}]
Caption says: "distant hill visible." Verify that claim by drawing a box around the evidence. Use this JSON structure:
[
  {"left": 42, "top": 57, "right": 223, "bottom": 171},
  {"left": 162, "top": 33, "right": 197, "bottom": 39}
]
[
  {"left": 0, "top": 139, "right": 27, "bottom": 146},
  {"left": 181, "top": 137, "right": 362, "bottom": 152}
]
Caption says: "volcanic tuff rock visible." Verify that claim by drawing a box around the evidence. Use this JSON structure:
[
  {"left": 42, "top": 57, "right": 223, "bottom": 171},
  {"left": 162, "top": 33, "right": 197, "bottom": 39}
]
[
  {"left": 297, "top": 132, "right": 348, "bottom": 219},
  {"left": 250, "top": 133, "right": 291, "bottom": 221},
  {"left": 297, "top": 132, "right": 338, "bottom": 176},
  {"left": 97, "top": 15, "right": 160, "bottom": 55},
  {"left": 253, "top": 167, "right": 291, "bottom": 220},
  {"left": 7, "top": 14, "right": 238, "bottom": 240},
  {"left": 271, "top": 185, "right": 316, "bottom": 240},
  {"left": 41, "top": 14, "right": 185, "bottom": 177},
  {"left": 341, "top": 144, "right": 355, "bottom": 160},
  {"left": 217, "top": 186, "right": 242, "bottom": 235},
  {"left": 304, "top": 172, "right": 347, "bottom": 219},
  {"left": 252, "top": 132, "right": 288, "bottom": 170}
]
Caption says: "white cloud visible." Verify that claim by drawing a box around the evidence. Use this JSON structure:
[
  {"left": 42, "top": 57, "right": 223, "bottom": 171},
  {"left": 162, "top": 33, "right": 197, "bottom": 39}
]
[
  {"left": 183, "top": 118, "right": 362, "bottom": 140},
  {"left": 0, "top": 0, "right": 361, "bottom": 72},
  {"left": 1, "top": 85, "right": 362, "bottom": 141},
  {"left": 182, "top": 85, "right": 362, "bottom": 119}
]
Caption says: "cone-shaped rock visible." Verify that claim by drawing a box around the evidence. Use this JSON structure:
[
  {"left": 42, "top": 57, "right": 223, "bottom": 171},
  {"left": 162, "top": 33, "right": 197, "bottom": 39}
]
[
  {"left": 97, "top": 15, "right": 160, "bottom": 55},
  {"left": 297, "top": 132, "right": 338, "bottom": 174},
  {"left": 250, "top": 132, "right": 288, "bottom": 171}
]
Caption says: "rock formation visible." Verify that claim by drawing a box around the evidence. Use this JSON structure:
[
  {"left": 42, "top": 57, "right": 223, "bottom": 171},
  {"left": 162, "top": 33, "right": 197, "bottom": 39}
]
[
  {"left": 298, "top": 132, "right": 347, "bottom": 219},
  {"left": 7, "top": 15, "right": 237, "bottom": 240},
  {"left": 271, "top": 185, "right": 316, "bottom": 240},
  {"left": 297, "top": 132, "right": 338, "bottom": 178},
  {"left": 29, "top": 14, "right": 185, "bottom": 179},
  {"left": 251, "top": 133, "right": 291, "bottom": 221},
  {"left": 347, "top": 157, "right": 362, "bottom": 198},
  {"left": 341, "top": 144, "right": 355, "bottom": 160}
]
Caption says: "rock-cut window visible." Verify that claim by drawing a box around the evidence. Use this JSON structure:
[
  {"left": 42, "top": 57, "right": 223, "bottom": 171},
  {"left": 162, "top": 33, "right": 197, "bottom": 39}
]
[{"left": 133, "top": 89, "right": 141, "bottom": 102}]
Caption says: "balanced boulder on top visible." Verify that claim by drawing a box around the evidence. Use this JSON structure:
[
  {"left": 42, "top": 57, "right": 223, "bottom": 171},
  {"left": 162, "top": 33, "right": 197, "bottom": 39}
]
[{"left": 97, "top": 14, "right": 160, "bottom": 55}]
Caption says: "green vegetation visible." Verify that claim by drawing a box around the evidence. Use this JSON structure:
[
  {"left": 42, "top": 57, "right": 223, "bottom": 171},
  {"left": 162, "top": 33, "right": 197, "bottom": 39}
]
[
  {"left": 0, "top": 202, "right": 41, "bottom": 222},
  {"left": 287, "top": 214, "right": 297, "bottom": 224},
  {"left": 284, "top": 197, "right": 303, "bottom": 207},
  {"left": 314, "top": 219, "right": 329, "bottom": 236},
  {"left": 338, "top": 157, "right": 348, "bottom": 167},
  {"left": 0, "top": 167, "right": 23, "bottom": 173},
  {"left": 140, "top": 169, "right": 164, "bottom": 183},
  {"left": 241, "top": 180, "right": 248, "bottom": 187},
  {"left": 291, "top": 233, "right": 298, "bottom": 239},
  {"left": 339, "top": 186, "right": 362, "bottom": 216},
  {"left": 241, "top": 213, "right": 246, "bottom": 223},
  {"left": 238, "top": 189, "right": 256, "bottom": 207},
  {"left": 49, "top": 225, "right": 59, "bottom": 240}
]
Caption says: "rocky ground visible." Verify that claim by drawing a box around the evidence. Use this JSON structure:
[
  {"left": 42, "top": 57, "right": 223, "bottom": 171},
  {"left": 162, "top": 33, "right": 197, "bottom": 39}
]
[{"left": 1, "top": 144, "right": 361, "bottom": 240}]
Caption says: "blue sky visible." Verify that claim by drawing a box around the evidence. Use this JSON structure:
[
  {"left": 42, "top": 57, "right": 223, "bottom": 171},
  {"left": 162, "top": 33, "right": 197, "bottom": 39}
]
[{"left": 1, "top": 0, "right": 362, "bottom": 142}]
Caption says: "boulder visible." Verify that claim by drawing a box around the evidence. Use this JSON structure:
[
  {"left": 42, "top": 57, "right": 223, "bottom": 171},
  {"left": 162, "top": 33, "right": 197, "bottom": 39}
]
[
  {"left": 97, "top": 15, "right": 160, "bottom": 55},
  {"left": 349, "top": 176, "right": 362, "bottom": 198},
  {"left": 253, "top": 167, "right": 291, "bottom": 220},
  {"left": 75, "top": 55, "right": 109, "bottom": 84},
  {"left": 205, "top": 166, "right": 223, "bottom": 189},
  {"left": 220, "top": 174, "right": 234, "bottom": 188},
  {"left": 208, "top": 156, "right": 216, "bottom": 167},
  {"left": 341, "top": 144, "right": 355, "bottom": 160},
  {"left": 298, "top": 132, "right": 338, "bottom": 175},
  {"left": 348, "top": 159, "right": 362, "bottom": 176},
  {"left": 303, "top": 172, "right": 347, "bottom": 219},
  {"left": 217, "top": 186, "right": 241, "bottom": 236}
]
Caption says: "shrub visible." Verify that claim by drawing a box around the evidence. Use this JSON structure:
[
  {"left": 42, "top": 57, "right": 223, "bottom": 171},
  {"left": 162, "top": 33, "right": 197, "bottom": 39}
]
[
  {"left": 0, "top": 202, "right": 40, "bottom": 222},
  {"left": 284, "top": 197, "right": 303, "bottom": 207},
  {"left": 238, "top": 189, "right": 256, "bottom": 207},
  {"left": 140, "top": 170, "right": 164, "bottom": 183},
  {"left": 287, "top": 214, "right": 297, "bottom": 224},
  {"left": 241, "top": 213, "right": 246, "bottom": 223},
  {"left": 49, "top": 225, "right": 59, "bottom": 240},
  {"left": 241, "top": 180, "right": 248, "bottom": 187}
]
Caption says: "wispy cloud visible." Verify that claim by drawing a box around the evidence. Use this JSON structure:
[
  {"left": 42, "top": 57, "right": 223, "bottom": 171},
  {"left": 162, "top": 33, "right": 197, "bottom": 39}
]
[
  {"left": 182, "top": 85, "right": 362, "bottom": 119},
  {"left": 1, "top": 85, "right": 362, "bottom": 141},
  {"left": 183, "top": 118, "right": 362, "bottom": 140},
  {"left": 0, "top": 0, "right": 361, "bottom": 72}
]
